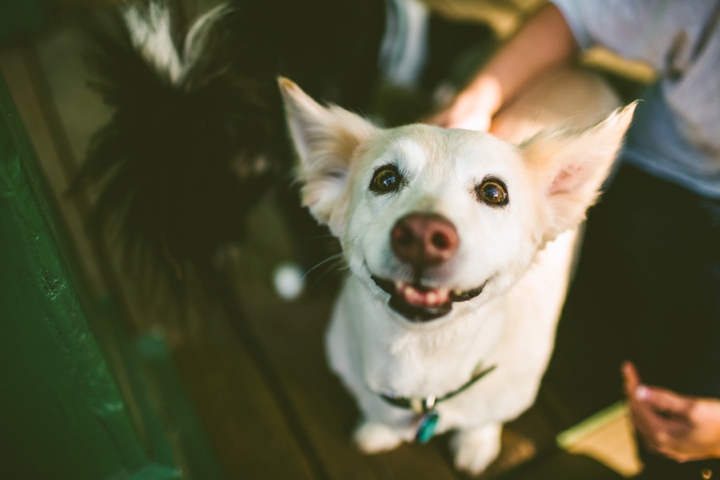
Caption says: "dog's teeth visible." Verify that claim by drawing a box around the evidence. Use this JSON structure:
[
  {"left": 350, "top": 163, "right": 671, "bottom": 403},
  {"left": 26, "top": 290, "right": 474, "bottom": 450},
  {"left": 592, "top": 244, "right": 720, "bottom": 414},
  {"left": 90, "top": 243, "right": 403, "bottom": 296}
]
[
  {"left": 426, "top": 292, "right": 437, "bottom": 305},
  {"left": 403, "top": 285, "right": 426, "bottom": 305},
  {"left": 395, "top": 280, "right": 403, "bottom": 291},
  {"left": 453, "top": 289, "right": 462, "bottom": 297},
  {"left": 437, "top": 288, "right": 449, "bottom": 303}
]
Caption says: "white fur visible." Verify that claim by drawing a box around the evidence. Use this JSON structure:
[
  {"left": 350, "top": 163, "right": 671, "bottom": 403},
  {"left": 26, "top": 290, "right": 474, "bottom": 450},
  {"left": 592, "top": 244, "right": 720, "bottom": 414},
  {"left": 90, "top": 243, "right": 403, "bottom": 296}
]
[
  {"left": 280, "top": 73, "right": 634, "bottom": 475},
  {"left": 123, "top": 1, "right": 231, "bottom": 85},
  {"left": 182, "top": 3, "right": 233, "bottom": 77}
]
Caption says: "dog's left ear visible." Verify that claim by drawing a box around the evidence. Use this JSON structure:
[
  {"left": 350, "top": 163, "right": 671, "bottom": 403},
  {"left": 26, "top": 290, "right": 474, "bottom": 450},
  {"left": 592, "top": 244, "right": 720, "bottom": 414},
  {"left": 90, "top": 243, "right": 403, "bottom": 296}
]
[
  {"left": 279, "top": 77, "right": 377, "bottom": 236},
  {"left": 522, "top": 102, "right": 636, "bottom": 243}
]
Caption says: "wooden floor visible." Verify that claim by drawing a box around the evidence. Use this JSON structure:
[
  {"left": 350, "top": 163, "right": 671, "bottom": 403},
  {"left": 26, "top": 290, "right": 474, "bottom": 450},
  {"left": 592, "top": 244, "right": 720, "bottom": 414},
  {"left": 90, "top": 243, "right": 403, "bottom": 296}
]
[{"left": 0, "top": 3, "right": 642, "bottom": 479}]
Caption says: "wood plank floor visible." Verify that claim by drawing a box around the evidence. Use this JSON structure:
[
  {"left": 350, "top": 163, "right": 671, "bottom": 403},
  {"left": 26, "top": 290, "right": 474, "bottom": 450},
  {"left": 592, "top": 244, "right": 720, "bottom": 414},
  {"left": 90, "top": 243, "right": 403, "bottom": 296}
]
[{"left": 0, "top": 5, "right": 635, "bottom": 480}]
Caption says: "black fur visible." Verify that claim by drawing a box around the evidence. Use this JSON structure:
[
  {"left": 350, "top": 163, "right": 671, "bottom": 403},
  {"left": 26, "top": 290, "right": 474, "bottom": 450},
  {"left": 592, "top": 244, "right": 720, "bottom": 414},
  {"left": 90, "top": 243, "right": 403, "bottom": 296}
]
[
  {"left": 74, "top": 0, "right": 385, "bottom": 291},
  {"left": 73, "top": 0, "right": 492, "bottom": 293}
]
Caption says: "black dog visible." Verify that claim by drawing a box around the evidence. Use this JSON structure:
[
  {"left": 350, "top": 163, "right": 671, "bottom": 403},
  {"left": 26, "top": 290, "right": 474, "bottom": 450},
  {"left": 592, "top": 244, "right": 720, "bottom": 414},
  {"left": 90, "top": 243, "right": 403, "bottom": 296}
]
[{"left": 74, "top": 0, "right": 490, "bottom": 292}]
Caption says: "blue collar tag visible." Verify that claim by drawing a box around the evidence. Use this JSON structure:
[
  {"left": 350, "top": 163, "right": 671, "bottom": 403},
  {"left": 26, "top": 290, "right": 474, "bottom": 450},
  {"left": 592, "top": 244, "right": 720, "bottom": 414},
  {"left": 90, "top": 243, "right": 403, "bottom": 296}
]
[
  {"left": 415, "top": 409, "right": 439, "bottom": 444},
  {"left": 374, "top": 364, "right": 497, "bottom": 444}
]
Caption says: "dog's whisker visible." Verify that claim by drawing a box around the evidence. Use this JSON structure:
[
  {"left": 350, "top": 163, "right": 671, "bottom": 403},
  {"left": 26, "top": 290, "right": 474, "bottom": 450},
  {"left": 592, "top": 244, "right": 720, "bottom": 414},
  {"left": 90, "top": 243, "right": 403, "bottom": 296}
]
[
  {"left": 306, "top": 257, "right": 348, "bottom": 290},
  {"left": 391, "top": 329, "right": 405, "bottom": 342},
  {"left": 306, "top": 233, "right": 337, "bottom": 241},
  {"left": 303, "top": 253, "right": 345, "bottom": 280}
]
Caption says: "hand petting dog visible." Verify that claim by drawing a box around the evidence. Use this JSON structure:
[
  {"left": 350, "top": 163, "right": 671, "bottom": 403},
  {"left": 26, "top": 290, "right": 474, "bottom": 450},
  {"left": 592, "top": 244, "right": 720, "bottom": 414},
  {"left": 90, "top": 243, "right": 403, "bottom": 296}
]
[
  {"left": 428, "top": 4, "right": 576, "bottom": 133},
  {"left": 622, "top": 361, "right": 720, "bottom": 463}
]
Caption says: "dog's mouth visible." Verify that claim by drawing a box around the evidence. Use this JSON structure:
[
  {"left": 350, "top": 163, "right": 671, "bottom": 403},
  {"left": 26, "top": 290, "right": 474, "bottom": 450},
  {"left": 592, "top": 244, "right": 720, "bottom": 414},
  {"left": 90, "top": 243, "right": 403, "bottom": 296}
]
[{"left": 371, "top": 275, "right": 486, "bottom": 322}]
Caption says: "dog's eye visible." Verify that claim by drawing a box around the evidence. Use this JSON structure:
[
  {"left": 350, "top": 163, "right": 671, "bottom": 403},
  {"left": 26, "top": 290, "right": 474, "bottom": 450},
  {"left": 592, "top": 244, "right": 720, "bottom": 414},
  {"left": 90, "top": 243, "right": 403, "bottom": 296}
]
[
  {"left": 476, "top": 178, "right": 508, "bottom": 206},
  {"left": 370, "top": 166, "right": 401, "bottom": 193}
]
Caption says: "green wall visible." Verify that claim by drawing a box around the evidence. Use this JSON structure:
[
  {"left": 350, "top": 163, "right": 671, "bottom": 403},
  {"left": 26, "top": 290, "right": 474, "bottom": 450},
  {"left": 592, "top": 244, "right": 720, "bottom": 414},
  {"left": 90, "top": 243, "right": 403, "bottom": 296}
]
[{"left": 0, "top": 71, "right": 162, "bottom": 479}]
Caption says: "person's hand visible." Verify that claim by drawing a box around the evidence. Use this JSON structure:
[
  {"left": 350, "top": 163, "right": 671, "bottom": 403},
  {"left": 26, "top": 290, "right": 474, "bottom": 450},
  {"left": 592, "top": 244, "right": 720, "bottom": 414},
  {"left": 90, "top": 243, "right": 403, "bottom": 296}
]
[
  {"left": 426, "top": 4, "right": 576, "bottom": 132},
  {"left": 427, "top": 83, "right": 496, "bottom": 131},
  {"left": 622, "top": 361, "right": 720, "bottom": 462}
]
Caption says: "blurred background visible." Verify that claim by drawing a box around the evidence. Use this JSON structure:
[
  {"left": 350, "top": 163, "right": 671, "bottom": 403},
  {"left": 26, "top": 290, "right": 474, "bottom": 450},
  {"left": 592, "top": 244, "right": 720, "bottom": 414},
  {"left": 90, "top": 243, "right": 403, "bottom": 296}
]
[{"left": 0, "top": 1, "right": 656, "bottom": 479}]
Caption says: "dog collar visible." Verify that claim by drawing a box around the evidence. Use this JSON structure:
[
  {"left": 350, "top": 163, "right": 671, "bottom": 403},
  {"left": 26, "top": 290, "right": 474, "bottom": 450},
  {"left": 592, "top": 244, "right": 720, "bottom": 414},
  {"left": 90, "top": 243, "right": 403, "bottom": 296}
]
[{"left": 373, "top": 364, "right": 497, "bottom": 444}]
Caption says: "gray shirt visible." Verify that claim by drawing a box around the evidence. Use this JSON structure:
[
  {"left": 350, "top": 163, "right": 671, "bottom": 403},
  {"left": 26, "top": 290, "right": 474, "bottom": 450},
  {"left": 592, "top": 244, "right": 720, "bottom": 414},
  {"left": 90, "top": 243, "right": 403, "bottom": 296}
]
[{"left": 553, "top": 0, "right": 720, "bottom": 198}]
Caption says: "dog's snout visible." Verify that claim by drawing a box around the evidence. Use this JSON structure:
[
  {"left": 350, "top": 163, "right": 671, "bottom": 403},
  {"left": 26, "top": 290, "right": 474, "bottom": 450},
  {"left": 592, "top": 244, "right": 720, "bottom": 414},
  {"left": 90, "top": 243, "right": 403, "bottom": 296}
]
[{"left": 391, "top": 213, "right": 459, "bottom": 268}]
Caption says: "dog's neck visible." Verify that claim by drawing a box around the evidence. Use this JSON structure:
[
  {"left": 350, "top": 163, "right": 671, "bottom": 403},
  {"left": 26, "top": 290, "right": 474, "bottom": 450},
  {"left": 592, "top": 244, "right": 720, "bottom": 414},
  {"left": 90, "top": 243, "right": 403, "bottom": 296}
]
[{"left": 342, "top": 275, "right": 508, "bottom": 398}]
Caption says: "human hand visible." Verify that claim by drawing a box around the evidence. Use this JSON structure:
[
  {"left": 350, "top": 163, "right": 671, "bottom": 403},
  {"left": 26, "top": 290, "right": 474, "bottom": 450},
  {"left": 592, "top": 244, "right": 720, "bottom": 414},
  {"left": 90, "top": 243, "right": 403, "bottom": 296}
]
[
  {"left": 427, "top": 4, "right": 575, "bottom": 132},
  {"left": 622, "top": 361, "right": 720, "bottom": 462},
  {"left": 427, "top": 90, "right": 493, "bottom": 131}
]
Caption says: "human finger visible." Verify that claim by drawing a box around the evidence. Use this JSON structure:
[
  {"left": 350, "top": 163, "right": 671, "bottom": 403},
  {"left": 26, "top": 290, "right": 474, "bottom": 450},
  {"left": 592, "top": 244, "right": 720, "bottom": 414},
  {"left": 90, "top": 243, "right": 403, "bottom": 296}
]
[
  {"left": 631, "top": 408, "right": 674, "bottom": 453},
  {"left": 621, "top": 361, "right": 641, "bottom": 398},
  {"left": 640, "top": 387, "right": 694, "bottom": 418},
  {"left": 451, "top": 115, "right": 491, "bottom": 132},
  {"left": 622, "top": 366, "right": 673, "bottom": 447},
  {"left": 629, "top": 394, "right": 666, "bottom": 432},
  {"left": 630, "top": 398, "right": 695, "bottom": 458},
  {"left": 424, "top": 109, "right": 449, "bottom": 127}
]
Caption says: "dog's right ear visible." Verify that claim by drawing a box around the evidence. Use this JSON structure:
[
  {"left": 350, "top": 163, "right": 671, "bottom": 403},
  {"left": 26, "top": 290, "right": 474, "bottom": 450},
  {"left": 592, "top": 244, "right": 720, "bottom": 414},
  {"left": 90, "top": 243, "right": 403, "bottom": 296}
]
[{"left": 279, "top": 78, "right": 377, "bottom": 235}]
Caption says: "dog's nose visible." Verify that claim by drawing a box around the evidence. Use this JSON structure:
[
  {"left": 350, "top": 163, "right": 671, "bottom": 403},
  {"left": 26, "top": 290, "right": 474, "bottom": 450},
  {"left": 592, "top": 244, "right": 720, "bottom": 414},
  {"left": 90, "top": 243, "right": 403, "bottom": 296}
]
[{"left": 391, "top": 213, "right": 459, "bottom": 268}]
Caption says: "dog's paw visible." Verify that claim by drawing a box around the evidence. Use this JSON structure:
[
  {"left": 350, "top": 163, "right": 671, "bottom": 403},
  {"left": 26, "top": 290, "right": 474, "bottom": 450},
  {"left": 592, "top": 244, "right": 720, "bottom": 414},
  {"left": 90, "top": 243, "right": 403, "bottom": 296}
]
[
  {"left": 353, "top": 421, "right": 404, "bottom": 453},
  {"left": 451, "top": 423, "right": 502, "bottom": 475}
]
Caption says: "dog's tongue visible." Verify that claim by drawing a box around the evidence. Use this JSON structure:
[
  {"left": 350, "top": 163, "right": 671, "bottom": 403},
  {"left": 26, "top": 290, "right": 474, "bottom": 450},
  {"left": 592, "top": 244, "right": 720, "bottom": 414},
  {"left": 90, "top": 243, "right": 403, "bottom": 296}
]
[{"left": 395, "top": 281, "right": 450, "bottom": 307}]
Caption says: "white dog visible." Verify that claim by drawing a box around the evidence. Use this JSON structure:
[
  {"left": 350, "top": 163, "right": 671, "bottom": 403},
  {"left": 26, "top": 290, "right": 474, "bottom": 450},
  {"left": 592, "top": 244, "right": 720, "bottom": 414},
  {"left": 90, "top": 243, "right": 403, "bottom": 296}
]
[{"left": 279, "top": 73, "right": 634, "bottom": 475}]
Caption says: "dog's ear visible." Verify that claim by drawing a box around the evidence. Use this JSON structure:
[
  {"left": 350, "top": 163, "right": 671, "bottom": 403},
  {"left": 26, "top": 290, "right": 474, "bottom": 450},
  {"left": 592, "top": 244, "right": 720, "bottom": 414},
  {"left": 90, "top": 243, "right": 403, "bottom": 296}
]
[
  {"left": 279, "top": 77, "right": 377, "bottom": 235},
  {"left": 522, "top": 102, "right": 636, "bottom": 243}
]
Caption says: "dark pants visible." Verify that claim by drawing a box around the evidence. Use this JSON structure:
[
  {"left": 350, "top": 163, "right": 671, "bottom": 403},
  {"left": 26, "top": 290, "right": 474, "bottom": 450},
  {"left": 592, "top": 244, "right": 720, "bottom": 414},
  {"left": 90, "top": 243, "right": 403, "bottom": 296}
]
[{"left": 543, "top": 163, "right": 720, "bottom": 479}]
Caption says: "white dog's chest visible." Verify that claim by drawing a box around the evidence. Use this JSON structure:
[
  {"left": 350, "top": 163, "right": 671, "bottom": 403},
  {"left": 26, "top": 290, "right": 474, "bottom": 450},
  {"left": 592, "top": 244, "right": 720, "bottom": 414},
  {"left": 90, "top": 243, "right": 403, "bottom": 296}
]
[
  {"left": 326, "top": 230, "right": 578, "bottom": 431},
  {"left": 346, "top": 282, "right": 506, "bottom": 398}
]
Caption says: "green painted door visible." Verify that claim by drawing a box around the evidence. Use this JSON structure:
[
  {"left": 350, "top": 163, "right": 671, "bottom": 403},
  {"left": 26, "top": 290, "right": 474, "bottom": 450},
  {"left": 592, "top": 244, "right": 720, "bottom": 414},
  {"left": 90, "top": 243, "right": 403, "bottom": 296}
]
[{"left": 0, "top": 70, "right": 219, "bottom": 479}]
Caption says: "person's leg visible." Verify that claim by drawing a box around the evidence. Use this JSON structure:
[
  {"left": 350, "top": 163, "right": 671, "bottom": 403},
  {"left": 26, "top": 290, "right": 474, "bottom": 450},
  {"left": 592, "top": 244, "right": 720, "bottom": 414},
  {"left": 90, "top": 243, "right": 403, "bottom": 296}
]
[
  {"left": 543, "top": 164, "right": 720, "bottom": 477},
  {"left": 633, "top": 192, "right": 720, "bottom": 480},
  {"left": 543, "top": 164, "right": 656, "bottom": 421},
  {"left": 606, "top": 170, "right": 719, "bottom": 394}
]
